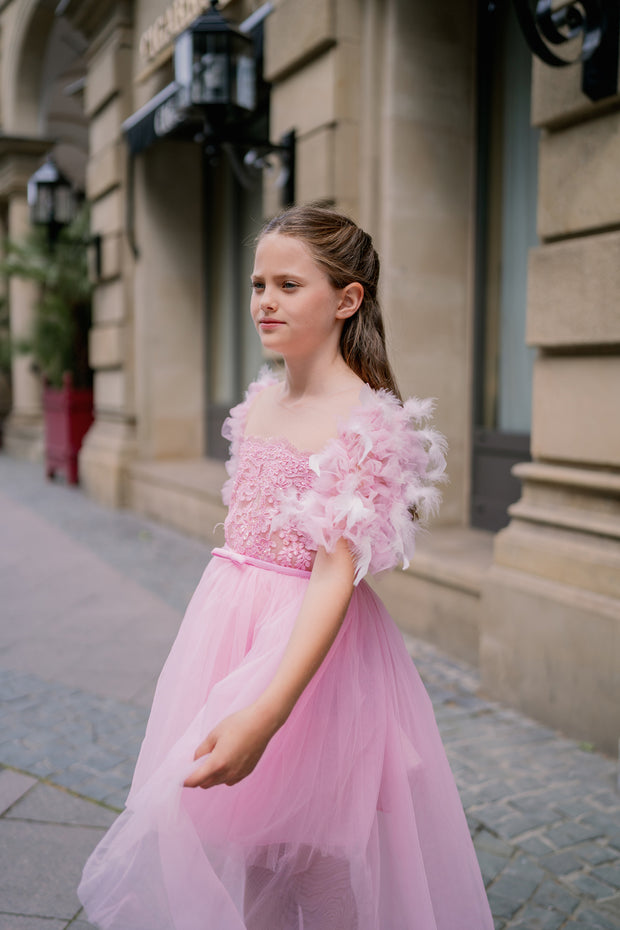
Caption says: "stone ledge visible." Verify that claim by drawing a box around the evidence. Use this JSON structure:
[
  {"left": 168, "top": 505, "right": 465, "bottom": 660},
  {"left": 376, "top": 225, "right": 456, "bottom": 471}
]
[
  {"left": 370, "top": 526, "right": 494, "bottom": 667},
  {"left": 127, "top": 458, "right": 228, "bottom": 545}
]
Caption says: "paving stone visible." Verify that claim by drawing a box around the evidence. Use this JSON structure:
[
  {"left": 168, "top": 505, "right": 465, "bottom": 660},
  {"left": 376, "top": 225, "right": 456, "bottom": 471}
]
[
  {"left": 592, "top": 863, "right": 620, "bottom": 891},
  {"left": 568, "top": 908, "right": 620, "bottom": 930},
  {"left": 540, "top": 849, "right": 584, "bottom": 876},
  {"left": 4, "top": 783, "right": 116, "bottom": 828},
  {"left": 567, "top": 873, "right": 616, "bottom": 901},
  {"left": 475, "top": 829, "right": 515, "bottom": 858},
  {"left": 545, "top": 821, "right": 605, "bottom": 848},
  {"left": 504, "top": 903, "right": 566, "bottom": 929},
  {"left": 592, "top": 790, "right": 620, "bottom": 812},
  {"left": 574, "top": 843, "right": 620, "bottom": 866},
  {"left": 486, "top": 889, "right": 522, "bottom": 920},
  {"left": 532, "top": 880, "right": 580, "bottom": 914},
  {"left": 0, "top": 917, "right": 66, "bottom": 930},
  {"left": 496, "top": 812, "right": 558, "bottom": 839},
  {"left": 490, "top": 855, "right": 546, "bottom": 898},
  {"left": 477, "top": 849, "right": 511, "bottom": 885},
  {"left": 0, "top": 820, "right": 105, "bottom": 919},
  {"left": 0, "top": 769, "right": 36, "bottom": 815},
  {"left": 516, "top": 835, "right": 556, "bottom": 857},
  {"left": 598, "top": 893, "right": 620, "bottom": 919},
  {"left": 562, "top": 922, "right": 611, "bottom": 930}
]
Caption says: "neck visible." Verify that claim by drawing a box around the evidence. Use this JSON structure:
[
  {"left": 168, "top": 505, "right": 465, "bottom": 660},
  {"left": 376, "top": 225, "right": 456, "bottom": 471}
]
[{"left": 282, "top": 349, "right": 352, "bottom": 402}]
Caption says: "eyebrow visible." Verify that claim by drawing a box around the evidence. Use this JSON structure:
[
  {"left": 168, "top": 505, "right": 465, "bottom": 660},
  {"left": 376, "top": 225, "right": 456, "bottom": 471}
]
[{"left": 250, "top": 271, "right": 305, "bottom": 280}]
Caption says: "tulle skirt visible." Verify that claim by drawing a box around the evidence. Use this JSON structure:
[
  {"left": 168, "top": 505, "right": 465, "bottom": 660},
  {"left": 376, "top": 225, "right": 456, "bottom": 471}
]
[{"left": 78, "top": 549, "right": 493, "bottom": 930}]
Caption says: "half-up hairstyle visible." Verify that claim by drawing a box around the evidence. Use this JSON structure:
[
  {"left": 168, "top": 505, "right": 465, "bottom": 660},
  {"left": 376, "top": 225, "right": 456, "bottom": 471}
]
[{"left": 259, "top": 203, "right": 402, "bottom": 399}]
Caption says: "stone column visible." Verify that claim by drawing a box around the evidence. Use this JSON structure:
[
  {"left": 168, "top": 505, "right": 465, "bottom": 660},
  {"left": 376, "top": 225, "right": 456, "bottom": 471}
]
[
  {"left": 64, "top": 0, "right": 137, "bottom": 506},
  {"left": 0, "top": 141, "right": 55, "bottom": 459},
  {"left": 479, "top": 59, "right": 620, "bottom": 754},
  {"left": 376, "top": 0, "right": 477, "bottom": 524}
]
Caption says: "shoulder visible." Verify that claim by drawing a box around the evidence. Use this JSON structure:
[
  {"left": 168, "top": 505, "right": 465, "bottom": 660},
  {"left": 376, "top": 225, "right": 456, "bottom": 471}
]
[
  {"left": 220, "top": 368, "right": 280, "bottom": 504},
  {"left": 317, "top": 384, "right": 444, "bottom": 472},
  {"left": 307, "top": 384, "right": 447, "bottom": 549},
  {"left": 275, "top": 383, "right": 448, "bottom": 583}
]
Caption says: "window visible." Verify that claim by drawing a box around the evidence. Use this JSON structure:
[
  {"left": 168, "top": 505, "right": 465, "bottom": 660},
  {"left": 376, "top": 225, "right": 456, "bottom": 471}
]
[
  {"left": 472, "top": 1, "right": 538, "bottom": 530},
  {"left": 204, "top": 153, "right": 264, "bottom": 459}
]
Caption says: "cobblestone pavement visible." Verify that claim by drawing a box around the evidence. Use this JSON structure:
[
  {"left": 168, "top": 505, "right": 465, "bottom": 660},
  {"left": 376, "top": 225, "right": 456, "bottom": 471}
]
[{"left": 1, "top": 455, "right": 619, "bottom": 930}]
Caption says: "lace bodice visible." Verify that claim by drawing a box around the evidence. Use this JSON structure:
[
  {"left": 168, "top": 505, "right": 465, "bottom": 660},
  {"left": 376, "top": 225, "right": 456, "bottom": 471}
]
[
  {"left": 224, "top": 437, "right": 317, "bottom": 571},
  {"left": 221, "top": 370, "right": 447, "bottom": 584}
]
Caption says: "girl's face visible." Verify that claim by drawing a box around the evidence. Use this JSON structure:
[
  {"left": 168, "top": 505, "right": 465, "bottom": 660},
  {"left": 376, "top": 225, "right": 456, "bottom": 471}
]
[{"left": 250, "top": 233, "right": 347, "bottom": 359}]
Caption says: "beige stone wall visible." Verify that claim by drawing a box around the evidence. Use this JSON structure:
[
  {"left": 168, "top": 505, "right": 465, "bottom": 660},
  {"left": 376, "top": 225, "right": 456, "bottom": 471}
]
[
  {"left": 265, "top": 0, "right": 361, "bottom": 216},
  {"left": 76, "top": 3, "right": 139, "bottom": 506},
  {"left": 480, "top": 49, "right": 620, "bottom": 754},
  {"left": 377, "top": 0, "right": 477, "bottom": 525}
]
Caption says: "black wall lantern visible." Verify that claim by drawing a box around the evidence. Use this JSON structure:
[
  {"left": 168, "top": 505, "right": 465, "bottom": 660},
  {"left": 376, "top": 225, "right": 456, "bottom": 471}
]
[
  {"left": 27, "top": 157, "right": 78, "bottom": 244},
  {"left": 175, "top": 1, "right": 256, "bottom": 122},
  {"left": 511, "top": 0, "right": 619, "bottom": 101},
  {"left": 172, "top": 1, "right": 294, "bottom": 205},
  {"left": 27, "top": 156, "right": 102, "bottom": 278}
]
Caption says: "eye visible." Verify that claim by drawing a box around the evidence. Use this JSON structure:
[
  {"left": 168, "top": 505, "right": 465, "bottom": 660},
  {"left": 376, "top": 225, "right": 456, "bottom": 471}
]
[
  {"left": 282, "top": 281, "right": 298, "bottom": 290},
  {"left": 251, "top": 281, "right": 264, "bottom": 291}
]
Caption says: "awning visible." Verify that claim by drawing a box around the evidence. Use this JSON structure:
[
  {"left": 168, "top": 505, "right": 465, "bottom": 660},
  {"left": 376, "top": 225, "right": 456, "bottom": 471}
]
[{"left": 122, "top": 83, "right": 197, "bottom": 155}]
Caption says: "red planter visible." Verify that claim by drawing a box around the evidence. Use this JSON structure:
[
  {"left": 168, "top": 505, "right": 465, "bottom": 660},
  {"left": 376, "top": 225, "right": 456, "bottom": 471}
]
[{"left": 44, "top": 372, "right": 94, "bottom": 484}]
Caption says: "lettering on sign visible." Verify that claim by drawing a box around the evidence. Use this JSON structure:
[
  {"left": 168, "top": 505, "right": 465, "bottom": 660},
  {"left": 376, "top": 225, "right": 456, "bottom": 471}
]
[
  {"left": 154, "top": 98, "right": 183, "bottom": 136},
  {"left": 139, "top": 0, "right": 212, "bottom": 62}
]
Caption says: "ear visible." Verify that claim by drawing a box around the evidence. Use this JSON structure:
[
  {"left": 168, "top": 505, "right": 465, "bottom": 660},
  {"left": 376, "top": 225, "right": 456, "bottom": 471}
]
[{"left": 335, "top": 282, "right": 364, "bottom": 320}]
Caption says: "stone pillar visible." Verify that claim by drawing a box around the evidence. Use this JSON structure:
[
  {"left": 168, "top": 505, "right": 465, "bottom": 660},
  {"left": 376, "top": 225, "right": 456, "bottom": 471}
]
[
  {"left": 376, "top": 0, "right": 477, "bottom": 524},
  {"left": 65, "top": 0, "right": 137, "bottom": 505},
  {"left": 4, "top": 192, "right": 42, "bottom": 457},
  {"left": 0, "top": 142, "right": 55, "bottom": 459},
  {"left": 479, "top": 60, "right": 620, "bottom": 754}
]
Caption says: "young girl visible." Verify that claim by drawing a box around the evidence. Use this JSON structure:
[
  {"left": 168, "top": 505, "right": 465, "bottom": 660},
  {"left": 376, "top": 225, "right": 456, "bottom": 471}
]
[{"left": 79, "top": 204, "right": 493, "bottom": 929}]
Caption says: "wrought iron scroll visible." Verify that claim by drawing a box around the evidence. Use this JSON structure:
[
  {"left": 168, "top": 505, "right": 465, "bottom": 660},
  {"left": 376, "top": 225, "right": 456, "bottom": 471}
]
[{"left": 511, "top": 0, "right": 619, "bottom": 100}]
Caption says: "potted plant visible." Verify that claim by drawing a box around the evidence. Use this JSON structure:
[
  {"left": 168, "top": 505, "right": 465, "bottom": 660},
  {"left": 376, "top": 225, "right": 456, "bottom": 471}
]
[{"left": 2, "top": 207, "right": 94, "bottom": 483}]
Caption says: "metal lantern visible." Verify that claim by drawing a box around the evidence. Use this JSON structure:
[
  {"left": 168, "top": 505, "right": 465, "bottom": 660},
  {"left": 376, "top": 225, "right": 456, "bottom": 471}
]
[
  {"left": 174, "top": 1, "right": 256, "bottom": 118},
  {"left": 27, "top": 158, "right": 77, "bottom": 231}
]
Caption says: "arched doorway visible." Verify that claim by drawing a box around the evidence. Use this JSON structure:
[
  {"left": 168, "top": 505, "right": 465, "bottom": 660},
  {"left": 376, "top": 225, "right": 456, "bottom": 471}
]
[{"left": 1, "top": 0, "right": 89, "bottom": 458}]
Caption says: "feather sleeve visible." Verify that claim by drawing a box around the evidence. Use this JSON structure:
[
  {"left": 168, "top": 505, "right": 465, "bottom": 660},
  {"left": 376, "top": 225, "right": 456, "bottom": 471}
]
[
  {"left": 279, "top": 385, "right": 447, "bottom": 585},
  {"left": 221, "top": 367, "right": 279, "bottom": 505}
]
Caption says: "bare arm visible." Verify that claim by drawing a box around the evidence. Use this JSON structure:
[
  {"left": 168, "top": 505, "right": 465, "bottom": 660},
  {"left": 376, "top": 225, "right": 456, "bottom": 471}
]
[{"left": 184, "top": 539, "right": 355, "bottom": 789}]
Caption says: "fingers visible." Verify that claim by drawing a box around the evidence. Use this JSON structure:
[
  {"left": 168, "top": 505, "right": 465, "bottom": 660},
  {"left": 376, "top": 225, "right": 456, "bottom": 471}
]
[
  {"left": 193, "top": 731, "right": 217, "bottom": 761},
  {"left": 183, "top": 755, "right": 220, "bottom": 789},
  {"left": 183, "top": 755, "right": 239, "bottom": 790}
]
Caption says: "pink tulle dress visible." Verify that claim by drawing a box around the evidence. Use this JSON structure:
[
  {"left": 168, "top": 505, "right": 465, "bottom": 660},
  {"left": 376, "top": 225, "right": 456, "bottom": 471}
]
[{"left": 78, "top": 372, "right": 493, "bottom": 930}]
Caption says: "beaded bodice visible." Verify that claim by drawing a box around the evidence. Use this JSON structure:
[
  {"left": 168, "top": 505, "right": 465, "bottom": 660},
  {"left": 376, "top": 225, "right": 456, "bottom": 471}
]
[{"left": 224, "top": 436, "right": 317, "bottom": 571}]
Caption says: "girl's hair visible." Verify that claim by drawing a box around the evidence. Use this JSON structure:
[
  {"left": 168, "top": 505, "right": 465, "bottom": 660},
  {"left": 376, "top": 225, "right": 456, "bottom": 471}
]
[{"left": 259, "top": 203, "right": 402, "bottom": 399}]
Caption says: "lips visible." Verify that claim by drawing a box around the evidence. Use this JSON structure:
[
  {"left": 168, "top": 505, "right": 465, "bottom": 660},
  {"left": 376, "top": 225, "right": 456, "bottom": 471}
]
[{"left": 258, "top": 319, "right": 284, "bottom": 329}]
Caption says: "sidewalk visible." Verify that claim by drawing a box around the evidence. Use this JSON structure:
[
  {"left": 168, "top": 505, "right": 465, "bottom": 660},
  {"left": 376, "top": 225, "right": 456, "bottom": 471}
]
[{"left": 1, "top": 453, "right": 619, "bottom": 930}]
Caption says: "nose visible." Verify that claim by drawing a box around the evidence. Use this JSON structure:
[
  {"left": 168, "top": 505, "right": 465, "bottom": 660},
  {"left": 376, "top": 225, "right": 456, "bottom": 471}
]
[{"left": 259, "top": 286, "right": 277, "bottom": 313}]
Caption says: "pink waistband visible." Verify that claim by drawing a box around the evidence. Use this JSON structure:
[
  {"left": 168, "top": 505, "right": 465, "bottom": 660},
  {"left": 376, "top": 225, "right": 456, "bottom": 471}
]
[{"left": 211, "top": 547, "right": 312, "bottom": 579}]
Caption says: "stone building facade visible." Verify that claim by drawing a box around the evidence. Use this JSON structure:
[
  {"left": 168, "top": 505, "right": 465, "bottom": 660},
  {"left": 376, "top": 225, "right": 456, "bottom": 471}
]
[{"left": 1, "top": 0, "right": 619, "bottom": 753}]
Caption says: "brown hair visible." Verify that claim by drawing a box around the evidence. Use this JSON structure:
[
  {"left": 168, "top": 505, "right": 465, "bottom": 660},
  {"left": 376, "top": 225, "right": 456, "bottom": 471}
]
[{"left": 259, "top": 203, "right": 402, "bottom": 399}]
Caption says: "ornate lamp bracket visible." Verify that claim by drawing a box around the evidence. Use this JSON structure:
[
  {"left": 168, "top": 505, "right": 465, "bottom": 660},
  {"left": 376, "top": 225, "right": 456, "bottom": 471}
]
[{"left": 512, "top": 0, "right": 619, "bottom": 101}]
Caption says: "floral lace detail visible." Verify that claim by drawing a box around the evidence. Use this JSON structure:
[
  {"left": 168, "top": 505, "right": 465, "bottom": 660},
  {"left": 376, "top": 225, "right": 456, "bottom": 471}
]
[{"left": 224, "top": 436, "right": 317, "bottom": 571}]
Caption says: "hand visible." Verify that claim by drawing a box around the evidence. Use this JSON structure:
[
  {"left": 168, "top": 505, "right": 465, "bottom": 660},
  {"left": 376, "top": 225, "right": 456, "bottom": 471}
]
[{"left": 183, "top": 704, "right": 277, "bottom": 790}]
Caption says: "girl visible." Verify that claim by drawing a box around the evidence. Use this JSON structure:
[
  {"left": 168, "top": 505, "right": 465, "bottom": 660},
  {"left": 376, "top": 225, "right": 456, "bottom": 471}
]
[{"left": 79, "top": 204, "right": 494, "bottom": 929}]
